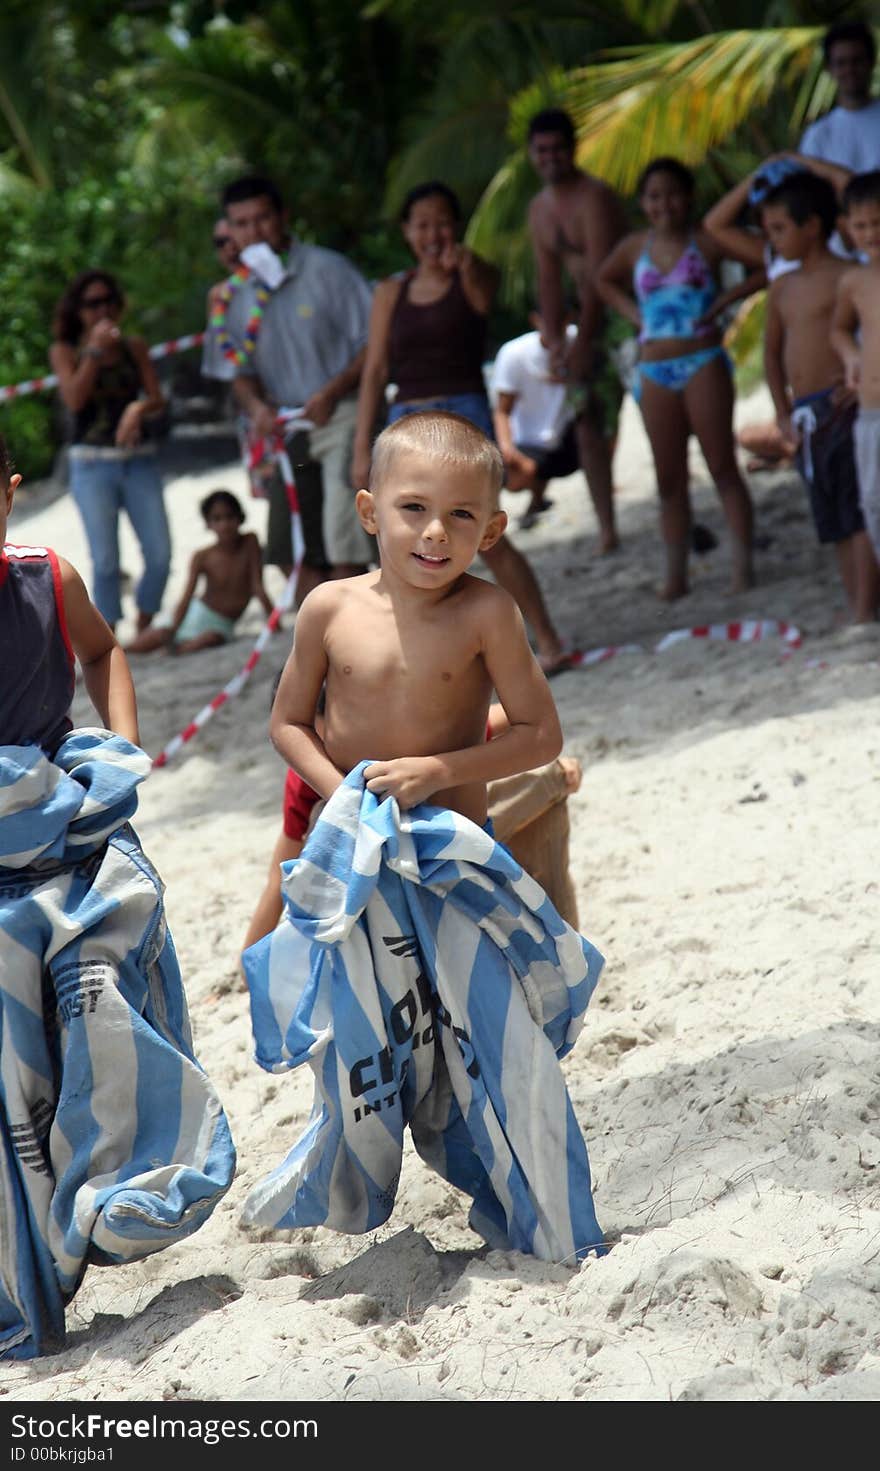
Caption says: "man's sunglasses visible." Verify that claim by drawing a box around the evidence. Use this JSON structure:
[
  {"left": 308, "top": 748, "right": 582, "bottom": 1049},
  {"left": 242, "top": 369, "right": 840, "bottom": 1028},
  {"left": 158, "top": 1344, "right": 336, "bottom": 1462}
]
[{"left": 80, "top": 292, "right": 118, "bottom": 309}]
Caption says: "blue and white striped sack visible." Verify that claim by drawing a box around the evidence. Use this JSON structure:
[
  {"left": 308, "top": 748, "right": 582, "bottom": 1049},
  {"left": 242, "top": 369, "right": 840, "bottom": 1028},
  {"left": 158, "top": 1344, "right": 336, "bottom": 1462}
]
[
  {"left": 243, "top": 762, "right": 605, "bottom": 1263},
  {"left": 0, "top": 729, "right": 236, "bottom": 1360}
]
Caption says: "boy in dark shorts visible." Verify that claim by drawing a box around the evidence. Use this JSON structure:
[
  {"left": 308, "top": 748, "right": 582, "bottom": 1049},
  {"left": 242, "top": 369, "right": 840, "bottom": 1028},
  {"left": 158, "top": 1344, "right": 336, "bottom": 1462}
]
[
  {"left": 832, "top": 172, "right": 880, "bottom": 566},
  {"left": 763, "top": 172, "right": 879, "bottom": 621}
]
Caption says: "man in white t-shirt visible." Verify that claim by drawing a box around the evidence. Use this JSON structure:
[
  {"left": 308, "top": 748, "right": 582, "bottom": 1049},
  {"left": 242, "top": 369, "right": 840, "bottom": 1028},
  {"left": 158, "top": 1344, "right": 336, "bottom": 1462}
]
[
  {"left": 492, "top": 318, "right": 579, "bottom": 528},
  {"left": 800, "top": 21, "right": 880, "bottom": 173}
]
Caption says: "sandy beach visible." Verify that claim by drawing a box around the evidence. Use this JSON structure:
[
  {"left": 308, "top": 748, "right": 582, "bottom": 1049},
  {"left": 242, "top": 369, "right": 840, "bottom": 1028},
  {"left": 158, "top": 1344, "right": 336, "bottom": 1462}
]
[{"left": 4, "top": 388, "right": 880, "bottom": 1403}]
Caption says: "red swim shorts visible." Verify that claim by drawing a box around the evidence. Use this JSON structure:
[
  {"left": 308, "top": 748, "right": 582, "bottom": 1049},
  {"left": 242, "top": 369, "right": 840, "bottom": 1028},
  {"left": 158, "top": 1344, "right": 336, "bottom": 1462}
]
[{"left": 282, "top": 768, "right": 321, "bottom": 841}]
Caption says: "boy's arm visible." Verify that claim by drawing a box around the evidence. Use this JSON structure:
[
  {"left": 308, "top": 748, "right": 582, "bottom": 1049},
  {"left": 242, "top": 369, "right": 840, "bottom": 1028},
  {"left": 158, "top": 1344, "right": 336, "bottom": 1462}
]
[
  {"left": 364, "top": 589, "right": 561, "bottom": 807},
  {"left": 59, "top": 559, "right": 139, "bottom": 744},
  {"left": 763, "top": 287, "right": 795, "bottom": 447},
  {"left": 831, "top": 274, "right": 862, "bottom": 391},
  {"left": 247, "top": 533, "right": 275, "bottom": 618},
  {"left": 702, "top": 176, "right": 766, "bottom": 268},
  {"left": 269, "top": 587, "right": 344, "bottom": 799},
  {"left": 784, "top": 151, "right": 852, "bottom": 195}
]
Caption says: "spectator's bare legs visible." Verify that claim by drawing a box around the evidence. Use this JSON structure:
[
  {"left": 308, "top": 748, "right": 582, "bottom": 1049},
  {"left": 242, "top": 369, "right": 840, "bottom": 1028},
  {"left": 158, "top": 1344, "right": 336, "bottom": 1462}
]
[
  {"left": 838, "top": 532, "right": 880, "bottom": 623},
  {"left": 638, "top": 378, "right": 692, "bottom": 599},
  {"left": 575, "top": 412, "right": 618, "bottom": 554},
  {"left": 241, "top": 828, "right": 304, "bottom": 969},
  {"left": 481, "top": 534, "right": 569, "bottom": 670},
  {"left": 684, "top": 358, "right": 754, "bottom": 593}
]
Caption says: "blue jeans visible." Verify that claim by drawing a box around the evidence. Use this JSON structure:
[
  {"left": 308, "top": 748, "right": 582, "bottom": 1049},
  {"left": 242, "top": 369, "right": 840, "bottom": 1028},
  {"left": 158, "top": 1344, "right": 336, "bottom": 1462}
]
[
  {"left": 69, "top": 452, "right": 171, "bottom": 624},
  {"left": 389, "top": 392, "right": 494, "bottom": 439}
]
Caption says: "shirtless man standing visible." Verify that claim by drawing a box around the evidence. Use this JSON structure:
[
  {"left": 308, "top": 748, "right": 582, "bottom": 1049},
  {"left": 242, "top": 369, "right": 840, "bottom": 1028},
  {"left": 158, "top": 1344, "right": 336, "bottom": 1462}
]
[{"left": 527, "top": 108, "right": 629, "bottom": 552}]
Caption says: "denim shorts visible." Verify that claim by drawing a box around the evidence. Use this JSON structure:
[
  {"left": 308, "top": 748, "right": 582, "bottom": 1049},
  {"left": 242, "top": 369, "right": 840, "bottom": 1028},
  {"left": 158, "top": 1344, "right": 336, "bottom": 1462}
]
[{"left": 389, "top": 392, "right": 494, "bottom": 440}]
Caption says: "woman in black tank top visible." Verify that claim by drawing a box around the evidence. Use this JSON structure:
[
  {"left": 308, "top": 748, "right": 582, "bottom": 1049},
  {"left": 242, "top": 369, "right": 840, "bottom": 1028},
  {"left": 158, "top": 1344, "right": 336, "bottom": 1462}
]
[
  {"left": 352, "top": 182, "right": 571, "bottom": 674},
  {"left": 353, "top": 183, "right": 501, "bottom": 490},
  {"left": 50, "top": 270, "right": 170, "bottom": 635}
]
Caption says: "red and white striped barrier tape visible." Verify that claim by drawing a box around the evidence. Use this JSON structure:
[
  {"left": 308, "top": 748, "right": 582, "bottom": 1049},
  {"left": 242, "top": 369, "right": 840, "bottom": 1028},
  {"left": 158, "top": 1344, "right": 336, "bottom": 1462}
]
[
  {"left": 654, "top": 618, "right": 802, "bottom": 654},
  {"left": 152, "top": 413, "right": 304, "bottom": 769},
  {"left": 0, "top": 331, "right": 205, "bottom": 404},
  {"left": 568, "top": 617, "right": 802, "bottom": 668},
  {"left": 151, "top": 568, "right": 295, "bottom": 769}
]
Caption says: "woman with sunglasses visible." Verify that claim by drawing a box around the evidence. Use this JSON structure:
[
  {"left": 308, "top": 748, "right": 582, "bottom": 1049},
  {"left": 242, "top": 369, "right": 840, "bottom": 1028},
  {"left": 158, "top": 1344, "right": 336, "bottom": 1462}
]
[{"left": 50, "top": 270, "right": 170, "bottom": 635}]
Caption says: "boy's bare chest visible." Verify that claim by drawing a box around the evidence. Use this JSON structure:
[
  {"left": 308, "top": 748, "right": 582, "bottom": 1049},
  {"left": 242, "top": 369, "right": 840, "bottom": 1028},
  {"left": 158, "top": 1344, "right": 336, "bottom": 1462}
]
[
  {"left": 852, "top": 274, "right": 880, "bottom": 326},
  {"left": 779, "top": 274, "right": 838, "bottom": 327},
  {"left": 204, "top": 543, "right": 247, "bottom": 582},
  {"left": 326, "top": 603, "right": 484, "bottom": 697}
]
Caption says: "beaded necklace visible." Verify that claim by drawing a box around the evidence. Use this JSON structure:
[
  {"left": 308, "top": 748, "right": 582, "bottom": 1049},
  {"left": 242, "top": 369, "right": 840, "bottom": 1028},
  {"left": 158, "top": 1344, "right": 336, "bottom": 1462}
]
[{"left": 209, "top": 265, "right": 272, "bottom": 367}]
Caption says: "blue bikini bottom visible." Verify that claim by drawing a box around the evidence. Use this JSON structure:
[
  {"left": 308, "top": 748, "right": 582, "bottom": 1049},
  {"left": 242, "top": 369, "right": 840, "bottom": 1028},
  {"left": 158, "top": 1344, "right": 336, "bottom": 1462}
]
[{"left": 635, "top": 346, "right": 731, "bottom": 400}]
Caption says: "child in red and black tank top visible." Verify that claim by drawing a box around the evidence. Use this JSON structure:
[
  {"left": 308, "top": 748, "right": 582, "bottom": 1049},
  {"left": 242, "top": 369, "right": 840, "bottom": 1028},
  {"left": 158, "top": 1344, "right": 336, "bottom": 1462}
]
[{"left": 0, "top": 443, "right": 139, "bottom": 750}]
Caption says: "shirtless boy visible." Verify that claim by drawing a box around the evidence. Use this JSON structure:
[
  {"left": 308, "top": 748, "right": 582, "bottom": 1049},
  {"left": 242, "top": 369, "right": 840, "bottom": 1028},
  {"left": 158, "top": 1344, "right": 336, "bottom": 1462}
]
[
  {"left": 270, "top": 412, "right": 562, "bottom": 827},
  {"left": 764, "top": 172, "right": 878, "bottom": 621},
  {"left": 831, "top": 172, "right": 880, "bottom": 567},
  {"left": 527, "top": 108, "right": 629, "bottom": 552},
  {"left": 129, "top": 489, "right": 274, "bottom": 653}
]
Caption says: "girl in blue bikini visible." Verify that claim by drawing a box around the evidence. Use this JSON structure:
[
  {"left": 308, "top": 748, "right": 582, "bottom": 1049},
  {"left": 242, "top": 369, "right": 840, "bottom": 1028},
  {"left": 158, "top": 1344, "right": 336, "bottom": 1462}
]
[{"left": 597, "top": 158, "right": 754, "bottom": 599}]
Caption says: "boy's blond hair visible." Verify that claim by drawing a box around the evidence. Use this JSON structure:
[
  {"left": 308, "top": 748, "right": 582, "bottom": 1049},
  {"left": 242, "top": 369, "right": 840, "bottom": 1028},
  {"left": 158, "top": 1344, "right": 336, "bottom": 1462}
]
[{"left": 370, "top": 411, "right": 504, "bottom": 503}]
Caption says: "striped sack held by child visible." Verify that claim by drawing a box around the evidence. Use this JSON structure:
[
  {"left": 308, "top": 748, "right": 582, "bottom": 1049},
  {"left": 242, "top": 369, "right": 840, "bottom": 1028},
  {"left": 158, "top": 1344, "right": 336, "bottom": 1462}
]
[
  {"left": 243, "top": 762, "right": 605, "bottom": 1264},
  {"left": 0, "top": 729, "right": 235, "bottom": 1359}
]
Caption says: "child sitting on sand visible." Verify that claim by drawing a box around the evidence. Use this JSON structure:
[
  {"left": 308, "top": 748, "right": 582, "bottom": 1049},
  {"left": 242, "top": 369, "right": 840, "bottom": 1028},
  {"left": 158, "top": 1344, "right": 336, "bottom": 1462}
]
[
  {"left": 242, "top": 411, "right": 605, "bottom": 1263},
  {"left": 0, "top": 436, "right": 233, "bottom": 1358},
  {"left": 832, "top": 172, "right": 880, "bottom": 571},
  {"left": 128, "top": 488, "right": 273, "bottom": 653},
  {"left": 764, "top": 172, "right": 878, "bottom": 622}
]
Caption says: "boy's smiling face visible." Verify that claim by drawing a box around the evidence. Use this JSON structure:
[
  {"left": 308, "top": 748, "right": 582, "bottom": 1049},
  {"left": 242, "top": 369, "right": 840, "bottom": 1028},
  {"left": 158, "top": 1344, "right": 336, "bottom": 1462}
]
[
  {"left": 761, "top": 202, "right": 815, "bottom": 262},
  {"left": 846, "top": 199, "right": 880, "bottom": 259},
  {"left": 356, "top": 452, "right": 506, "bottom": 591}
]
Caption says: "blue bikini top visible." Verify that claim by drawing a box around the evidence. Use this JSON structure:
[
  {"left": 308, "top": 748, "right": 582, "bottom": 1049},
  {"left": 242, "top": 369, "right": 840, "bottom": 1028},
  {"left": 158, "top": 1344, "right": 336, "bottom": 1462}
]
[{"left": 634, "top": 237, "right": 718, "bottom": 344}]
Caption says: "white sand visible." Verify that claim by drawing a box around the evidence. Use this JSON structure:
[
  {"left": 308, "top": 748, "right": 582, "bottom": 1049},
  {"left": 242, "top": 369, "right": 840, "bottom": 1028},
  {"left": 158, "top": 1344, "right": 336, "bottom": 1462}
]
[{"left": 5, "top": 390, "right": 880, "bottom": 1402}]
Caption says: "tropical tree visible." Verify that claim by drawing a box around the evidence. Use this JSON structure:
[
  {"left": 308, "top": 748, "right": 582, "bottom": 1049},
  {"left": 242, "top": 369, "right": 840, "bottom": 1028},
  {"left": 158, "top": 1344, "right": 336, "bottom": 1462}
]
[{"left": 465, "top": 2, "right": 862, "bottom": 301}]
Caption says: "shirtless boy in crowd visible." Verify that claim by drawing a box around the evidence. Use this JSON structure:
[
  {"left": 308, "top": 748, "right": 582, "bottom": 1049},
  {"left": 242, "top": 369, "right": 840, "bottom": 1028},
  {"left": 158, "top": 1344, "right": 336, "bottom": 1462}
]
[
  {"left": 832, "top": 172, "right": 880, "bottom": 569},
  {"left": 763, "top": 172, "right": 878, "bottom": 621},
  {"left": 269, "top": 411, "right": 562, "bottom": 825},
  {"left": 129, "top": 489, "right": 274, "bottom": 654}
]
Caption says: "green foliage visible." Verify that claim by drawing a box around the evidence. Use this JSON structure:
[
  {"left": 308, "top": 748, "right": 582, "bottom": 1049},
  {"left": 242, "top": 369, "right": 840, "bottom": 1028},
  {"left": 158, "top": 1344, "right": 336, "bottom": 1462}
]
[
  {"left": 0, "top": 148, "right": 233, "bottom": 475},
  {"left": 0, "top": 1, "right": 865, "bottom": 473}
]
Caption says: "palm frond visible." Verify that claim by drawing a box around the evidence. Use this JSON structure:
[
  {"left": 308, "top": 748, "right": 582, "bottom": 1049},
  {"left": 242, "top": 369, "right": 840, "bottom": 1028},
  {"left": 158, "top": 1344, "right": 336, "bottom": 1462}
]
[{"left": 559, "top": 29, "right": 823, "bottom": 193}]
